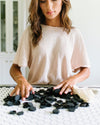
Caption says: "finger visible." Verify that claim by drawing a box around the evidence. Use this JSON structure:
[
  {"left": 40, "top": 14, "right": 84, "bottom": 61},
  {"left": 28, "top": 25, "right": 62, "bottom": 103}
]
[
  {"left": 10, "top": 88, "right": 16, "bottom": 96},
  {"left": 30, "top": 87, "right": 35, "bottom": 94},
  {"left": 21, "top": 84, "right": 25, "bottom": 100},
  {"left": 59, "top": 83, "right": 69, "bottom": 95},
  {"left": 53, "top": 82, "right": 64, "bottom": 90},
  {"left": 71, "top": 87, "right": 73, "bottom": 95},
  {"left": 25, "top": 87, "right": 30, "bottom": 98},
  {"left": 15, "top": 88, "right": 20, "bottom": 95},
  {"left": 64, "top": 86, "right": 71, "bottom": 94}
]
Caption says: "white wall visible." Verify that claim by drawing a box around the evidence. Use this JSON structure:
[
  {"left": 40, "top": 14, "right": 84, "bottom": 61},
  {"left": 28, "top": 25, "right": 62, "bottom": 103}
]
[
  {"left": 25, "top": 0, "right": 100, "bottom": 87},
  {"left": 69, "top": 0, "right": 100, "bottom": 87}
]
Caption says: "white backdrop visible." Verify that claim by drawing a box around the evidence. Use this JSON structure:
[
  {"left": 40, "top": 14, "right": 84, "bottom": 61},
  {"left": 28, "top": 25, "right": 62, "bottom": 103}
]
[{"left": 69, "top": 0, "right": 100, "bottom": 87}]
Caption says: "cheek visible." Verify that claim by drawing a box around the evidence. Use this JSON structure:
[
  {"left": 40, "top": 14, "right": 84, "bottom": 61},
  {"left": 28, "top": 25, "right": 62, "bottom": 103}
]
[{"left": 54, "top": 1, "right": 62, "bottom": 12}]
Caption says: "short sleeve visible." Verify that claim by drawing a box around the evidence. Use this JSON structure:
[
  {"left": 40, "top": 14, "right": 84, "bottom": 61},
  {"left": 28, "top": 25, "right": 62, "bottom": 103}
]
[
  {"left": 71, "top": 29, "right": 91, "bottom": 72},
  {"left": 13, "top": 26, "right": 31, "bottom": 67}
]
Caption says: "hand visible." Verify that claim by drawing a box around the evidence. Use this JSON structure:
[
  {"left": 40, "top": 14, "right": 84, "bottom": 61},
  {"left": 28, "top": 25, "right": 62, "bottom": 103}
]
[
  {"left": 53, "top": 76, "right": 77, "bottom": 95},
  {"left": 10, "top": 79, "right": 35, "bottom": 101}
]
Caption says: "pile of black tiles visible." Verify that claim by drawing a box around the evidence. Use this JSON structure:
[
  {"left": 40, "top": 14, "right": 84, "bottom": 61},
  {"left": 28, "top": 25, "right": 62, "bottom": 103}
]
[{"left": 3, "top": 87, "right": 89, "bottom": 115}]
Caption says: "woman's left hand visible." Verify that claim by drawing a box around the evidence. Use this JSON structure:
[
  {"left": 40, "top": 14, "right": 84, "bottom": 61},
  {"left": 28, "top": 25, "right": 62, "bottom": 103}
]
[{"left": 53, "top": 76, "right": 77, "bottom": 95}]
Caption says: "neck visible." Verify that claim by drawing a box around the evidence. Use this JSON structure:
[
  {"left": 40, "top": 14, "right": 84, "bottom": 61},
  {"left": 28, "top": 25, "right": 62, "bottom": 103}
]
[{"left": 45, "top": 15, "right": 61, "bottom": 27}]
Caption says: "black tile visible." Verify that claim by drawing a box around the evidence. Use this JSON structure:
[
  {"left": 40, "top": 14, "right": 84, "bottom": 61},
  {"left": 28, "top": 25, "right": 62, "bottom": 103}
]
[
  {"left": 23, "top": 102, "right": 33, "bottom": 108},
  {"left": 17, "top": 111, "right": 24, "bottom": 116},
  {"left": 14, "top": 95, "right": 21, "bottom": 101},
  {"left": 9, "top": 110, "right": 16, "bottom": 115},
  {"left": 28, "top": 106, "right": 36, "bottom": 111},
  {"left": 80, "top": 102, "right": 89, "bottom": 107},
  {"left": 52, "top": 109, "right": 59, "bottom": 114},
  {"left": 67, "top": 107, "right": 76, "bottom": 112}
]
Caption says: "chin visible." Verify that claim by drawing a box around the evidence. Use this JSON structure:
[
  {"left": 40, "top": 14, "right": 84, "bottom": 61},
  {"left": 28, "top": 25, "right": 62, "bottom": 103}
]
[{"left": 45, "top": 15, "right": 58, "bottom": 20}]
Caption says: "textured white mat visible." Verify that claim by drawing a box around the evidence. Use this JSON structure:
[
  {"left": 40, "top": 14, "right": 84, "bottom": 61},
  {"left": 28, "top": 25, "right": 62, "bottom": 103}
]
[{"left": 0, "top": 87, "right": 100, "bottom": 125}]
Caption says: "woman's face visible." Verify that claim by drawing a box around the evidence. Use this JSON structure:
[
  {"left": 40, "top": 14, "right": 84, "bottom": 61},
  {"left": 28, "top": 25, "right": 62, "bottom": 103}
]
[{"left": 39, "top": 0, "right": 63, "bottom": 20}]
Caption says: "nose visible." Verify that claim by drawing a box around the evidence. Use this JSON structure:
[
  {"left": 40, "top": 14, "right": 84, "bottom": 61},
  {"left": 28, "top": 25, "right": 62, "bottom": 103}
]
[{"left": 46, "top": 0, "right": 53, "bottom": 10}]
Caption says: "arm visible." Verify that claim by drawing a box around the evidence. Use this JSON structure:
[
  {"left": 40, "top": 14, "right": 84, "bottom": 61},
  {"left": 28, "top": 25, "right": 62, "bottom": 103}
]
[
  {"left": 9, "top": 64, "right": 35, "bottom": 100},
  {"left": 54, "top": 67, "right": 90, "bottom": 95},
  {"left": 73, "top": 67, "right": 90, "bottom": 83},
  {"left": 9, "top": 64, "right": 26, "bottom": 84}
]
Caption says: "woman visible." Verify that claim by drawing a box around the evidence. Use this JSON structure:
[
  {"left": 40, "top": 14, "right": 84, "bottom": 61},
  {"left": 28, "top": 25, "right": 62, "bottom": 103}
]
[{"left": 9, "top": 0, "right": 90, "bottom": 101}]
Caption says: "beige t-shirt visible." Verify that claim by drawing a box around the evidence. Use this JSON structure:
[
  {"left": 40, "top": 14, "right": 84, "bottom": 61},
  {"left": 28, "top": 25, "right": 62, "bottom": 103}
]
[{"left": 13, "top": 24, "right": 90, "bottom": 85}]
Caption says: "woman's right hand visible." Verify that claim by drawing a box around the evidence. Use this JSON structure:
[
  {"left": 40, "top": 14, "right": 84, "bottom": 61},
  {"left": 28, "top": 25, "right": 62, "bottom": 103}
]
[{"left": 10, "top": 79, "right": 35, "bottom": 101}]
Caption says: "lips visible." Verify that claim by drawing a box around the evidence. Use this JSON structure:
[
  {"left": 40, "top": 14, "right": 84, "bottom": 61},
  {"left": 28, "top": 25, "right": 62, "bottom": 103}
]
[{"left": 47, "top": 11, "right": 54, "bottom": 15}]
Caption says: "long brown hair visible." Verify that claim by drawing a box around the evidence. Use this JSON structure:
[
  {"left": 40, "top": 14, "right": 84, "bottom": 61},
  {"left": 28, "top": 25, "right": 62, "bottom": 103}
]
[{"left": 28, "top": 0, "right": 72, "bottom": 47}]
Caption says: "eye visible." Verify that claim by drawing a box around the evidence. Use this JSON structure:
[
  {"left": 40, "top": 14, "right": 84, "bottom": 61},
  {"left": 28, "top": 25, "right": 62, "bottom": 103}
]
[
  {"left": 40, "top": 0, "right": 57, "bottom": 3},
  {"left": 40, "top": 0, "right": 46, "bottom": 3}
]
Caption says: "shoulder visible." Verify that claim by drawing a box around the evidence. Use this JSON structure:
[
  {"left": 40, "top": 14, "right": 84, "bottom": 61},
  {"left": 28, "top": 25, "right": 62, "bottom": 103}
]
[
  {"left": 19, "top": 25, "right": 32, "bottom": 44},
  {"left": 69, "top": 27, "right": 85, "bottom": 47},
  {"left": 22, "top": 25, "right": 32, "bottom": 37},
  {"left": 19, "top": 25, "right": 33, "bottom": 44},
  {"left": 70, "top": 27, "right": 82, "bottom": 37}
]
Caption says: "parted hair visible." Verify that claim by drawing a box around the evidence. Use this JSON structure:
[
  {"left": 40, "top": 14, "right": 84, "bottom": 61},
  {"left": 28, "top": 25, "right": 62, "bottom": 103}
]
[{"left": 28, "top": 0, "right": 72, "bottom": 47}]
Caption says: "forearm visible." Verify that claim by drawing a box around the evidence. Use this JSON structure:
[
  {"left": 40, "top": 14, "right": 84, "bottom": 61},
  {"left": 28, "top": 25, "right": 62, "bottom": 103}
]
[
  {"left": 73, "top": 67, "right": 90, "bottom": 84},
  {"left": 9, "top": 64, "right": 27, "bottom": 84}
]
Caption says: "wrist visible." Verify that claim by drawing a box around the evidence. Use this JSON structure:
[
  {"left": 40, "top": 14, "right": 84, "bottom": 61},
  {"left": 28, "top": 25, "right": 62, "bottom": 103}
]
[{"left": 14, "top": 75, "right": 27, "bottom": 85}]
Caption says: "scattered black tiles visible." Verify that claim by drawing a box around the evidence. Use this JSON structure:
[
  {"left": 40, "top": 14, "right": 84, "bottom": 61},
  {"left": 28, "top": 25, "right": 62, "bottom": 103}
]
[
  {"left": 80, "top": 102, "right": 89, "bottom": 107},
  {"left": 4, "top": 101, "right": 14, "bottom": 106},
  {"left": 23, "top": 102, "right": 34, "bottom": 108},
  {"left": 28, "top": 106, "right": 36, "bottom": 111},
  {"left": 3, "top": 95, "right": 21, "bottom": 106},
  {"left": 52, "top": 109, "right": 59, "bottom": 114},
  {"left": 14, "top": 95, "right": 21, "bottom": 102},
  {"left": 56, "top": 100, "right": 63, "bottom": 105},
  {"left": 17, "top": 111, "right": 24, "bottom": 116},
  {"left": 9, "top": 110, "right": 16, "bottom": 115},
  {"left": 3, "top": 87, "right": 89, "bottom": 115},
  {"left": 67, "top": 107, "right": 76, "bottom": 112},
  {"left": 9, "top": 110, "right": 24, "bottom": 116}
]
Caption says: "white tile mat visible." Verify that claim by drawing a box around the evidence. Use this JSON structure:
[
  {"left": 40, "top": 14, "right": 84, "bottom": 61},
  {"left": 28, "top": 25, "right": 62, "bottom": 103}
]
[{"left": 0, "top": 87, "right": 100, "bottom": 125}]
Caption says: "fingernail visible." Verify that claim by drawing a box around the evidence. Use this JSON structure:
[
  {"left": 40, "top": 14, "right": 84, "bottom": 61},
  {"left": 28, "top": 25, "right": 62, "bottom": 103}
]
[
  {"left": 59, "top": 92, "right": 62, "bottom": 95},
  {"left": 22, "top": 97, "right": 25, "bottom": 101},
  {"left": 32, "top": 91, "right": 35, "bottom": 94},
  {"left": 26, "top": 95, "right": 28, "bottom": 98}
]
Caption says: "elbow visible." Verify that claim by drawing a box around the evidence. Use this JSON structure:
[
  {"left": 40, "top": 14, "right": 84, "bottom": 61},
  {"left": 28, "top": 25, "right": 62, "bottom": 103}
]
[
  {"left": 81, "top": 67, "right": 91, "bottom": 79},
  {"left": 9, "top": 64, "right": 15, "bottom": 76},
  {"left": 86, "top": 67, "right": 91, "bottom": 78},
  {"left": 9, "top": 64, "right": 20, "bottom": 77}
]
